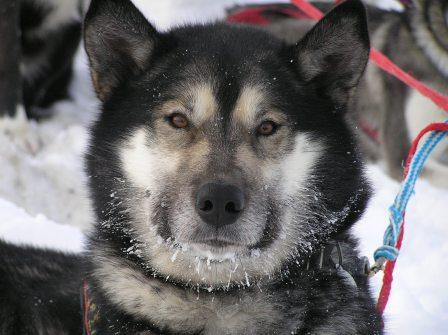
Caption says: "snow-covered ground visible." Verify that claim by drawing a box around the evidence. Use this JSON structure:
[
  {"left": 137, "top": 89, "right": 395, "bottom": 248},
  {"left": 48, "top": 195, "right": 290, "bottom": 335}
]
[{"left": 0, "top": 0, "right": 446, "bottom": 334}]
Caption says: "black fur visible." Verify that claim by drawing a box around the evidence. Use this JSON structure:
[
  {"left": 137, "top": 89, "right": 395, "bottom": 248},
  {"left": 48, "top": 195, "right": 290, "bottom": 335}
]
[
  {"left": 0, "top": 242, "right": 83, "bottom": 334},
  {"left": 0, "top": 0, "right": 21, "bottom": 117}
]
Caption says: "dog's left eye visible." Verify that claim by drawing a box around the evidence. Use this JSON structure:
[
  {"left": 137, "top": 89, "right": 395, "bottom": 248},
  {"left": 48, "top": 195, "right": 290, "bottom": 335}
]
[
  {"left": 167, "top": 113, "right": 189, "bottom": 129},
  {"left": 257, "top": 121, "right": 278, "bottom": 136}
]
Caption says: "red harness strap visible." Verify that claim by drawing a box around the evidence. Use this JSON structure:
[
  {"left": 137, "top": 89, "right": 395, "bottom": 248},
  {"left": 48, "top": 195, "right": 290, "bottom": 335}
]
[
  {"left": 82, "top": 280, "right": 99, "bottom": 335},
  {"left": 82, "top": 280, "right": 92, "bottom": 335},
  {"left": 227, "top": 4, "right": 310, "bottom": 25}
]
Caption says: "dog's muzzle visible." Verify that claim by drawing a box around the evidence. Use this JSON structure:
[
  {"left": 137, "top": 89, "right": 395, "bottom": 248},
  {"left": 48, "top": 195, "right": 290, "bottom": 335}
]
[{"left": 195, "top": 182, "right": 245, "bottom": 227}]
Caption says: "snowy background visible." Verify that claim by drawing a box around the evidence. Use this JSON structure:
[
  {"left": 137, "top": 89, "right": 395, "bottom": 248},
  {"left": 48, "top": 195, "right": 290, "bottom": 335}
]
[{"left": 0, "top": 0, "right": 447, "bottom": 334}]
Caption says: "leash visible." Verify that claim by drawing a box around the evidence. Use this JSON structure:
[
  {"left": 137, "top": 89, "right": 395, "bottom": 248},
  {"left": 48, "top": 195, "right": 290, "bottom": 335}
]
[{"left": 372, "top": 121, "right": 448, "bottom": 313}]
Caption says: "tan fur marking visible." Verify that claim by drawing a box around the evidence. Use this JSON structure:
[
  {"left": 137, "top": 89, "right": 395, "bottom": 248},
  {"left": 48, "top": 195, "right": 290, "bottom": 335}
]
[
  {"left": 185, "top": 139, "right": 210, "bottom": 171},
  {"left": 233, "top": 86, "right": 287, "bottom": 130},
  {"left": 236, "top": 144, "right": 275, "bottom": 181},
  {"left": 154, "top": 83, "right": 217, "bottom": 125},
  {"left": 192, "top": 83, "right": 217, "bottom": 124},
  {"left": 233, "top": 86, "right": 265, "bottom": 126}
]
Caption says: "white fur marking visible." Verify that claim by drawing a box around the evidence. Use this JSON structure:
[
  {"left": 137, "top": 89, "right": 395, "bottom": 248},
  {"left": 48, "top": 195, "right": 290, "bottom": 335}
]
[{"left": 119, "top": 128, "right": 180, "bottom": 190}]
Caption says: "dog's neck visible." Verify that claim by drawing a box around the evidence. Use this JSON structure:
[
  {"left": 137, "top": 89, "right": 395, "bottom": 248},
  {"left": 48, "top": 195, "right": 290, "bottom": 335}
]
[
  {"left": 88, "top": 247, "right": 299, "bottom": 334},
  {"left": 86, "top": 235, "right": 365, "bottom": 334}
]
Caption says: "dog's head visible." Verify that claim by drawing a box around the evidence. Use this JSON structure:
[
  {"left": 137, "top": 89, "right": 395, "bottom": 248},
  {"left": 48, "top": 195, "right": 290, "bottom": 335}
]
[
  {"left": 85, "top": 0, "right": 370, "bottom": 288},
  {"left": 408, "top": 0, "right": 448, "bottom": 77}
]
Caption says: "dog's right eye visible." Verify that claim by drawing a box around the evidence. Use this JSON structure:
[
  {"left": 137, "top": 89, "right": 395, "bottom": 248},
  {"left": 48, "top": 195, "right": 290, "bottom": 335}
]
[
  {"left": 257, "top": 120, "right": 278, "bottom": 136},
  {"left": 167, "top": 113, "right": 189, "bottom": 129}
]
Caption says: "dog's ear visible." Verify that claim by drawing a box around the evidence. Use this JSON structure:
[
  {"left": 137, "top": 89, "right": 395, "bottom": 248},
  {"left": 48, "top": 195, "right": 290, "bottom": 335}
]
[
  {"left": 84, "top": 0, "right": 160, "bottom": 101},
  {"left": 294, "top": 0, "right": 370, "bottom": 107}
]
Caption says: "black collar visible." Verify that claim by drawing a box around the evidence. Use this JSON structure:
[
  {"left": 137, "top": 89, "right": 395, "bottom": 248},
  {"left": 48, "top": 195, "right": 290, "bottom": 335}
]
[{"left": 307, "top": 241, "right": 370, "bottom": 289}]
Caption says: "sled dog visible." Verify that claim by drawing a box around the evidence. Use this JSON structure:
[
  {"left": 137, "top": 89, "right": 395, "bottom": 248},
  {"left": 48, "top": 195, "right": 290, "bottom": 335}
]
[{"left": 0, "top": 0, "right": 382, "bottom": 334}]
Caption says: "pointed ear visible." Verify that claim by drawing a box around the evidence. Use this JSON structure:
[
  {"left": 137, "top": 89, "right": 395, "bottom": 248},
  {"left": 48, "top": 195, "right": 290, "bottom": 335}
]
[
  {"left": 295, "top": 0, "right": 370, "bottom": 107},
  {"left": 84, "top": 0, "right": 160, "bottom": 101}
]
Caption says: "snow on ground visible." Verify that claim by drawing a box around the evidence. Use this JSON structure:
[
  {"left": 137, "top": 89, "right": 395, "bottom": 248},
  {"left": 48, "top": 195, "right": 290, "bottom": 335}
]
[
  {"left": 0, "top": 1, "right": 447, "bottom": 334},
  {"left": 0, "top": 48, "right": 96, "bottom": 231},
  {"left": 354, "top": 166, "right": 448, "bottom": 335},
  {"left": 0, "top": 198, "right": 85, "bottom": 252}
]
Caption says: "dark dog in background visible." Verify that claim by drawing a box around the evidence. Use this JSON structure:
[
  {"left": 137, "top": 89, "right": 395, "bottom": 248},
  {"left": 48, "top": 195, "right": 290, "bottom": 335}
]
[
  {"left": 229, "top": 0, "right": 448, "bottom": 186},
  {"left": 0, "top": 0, "right": 382, "bottom": 334},
  {"left": 0, "top": 0, "right": 83, "bottom": 119}
]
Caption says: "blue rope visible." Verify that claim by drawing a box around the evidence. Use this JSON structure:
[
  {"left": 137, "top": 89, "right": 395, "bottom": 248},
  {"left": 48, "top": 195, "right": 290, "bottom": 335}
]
[{"left": 374, "top": 120, "right": 448, "bottom": 263}]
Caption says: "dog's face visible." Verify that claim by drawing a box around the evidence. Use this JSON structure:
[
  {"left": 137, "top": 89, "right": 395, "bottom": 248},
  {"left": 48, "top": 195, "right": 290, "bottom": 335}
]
[{"left": 85, "top": 0, "right": 370, "bottom": 288}]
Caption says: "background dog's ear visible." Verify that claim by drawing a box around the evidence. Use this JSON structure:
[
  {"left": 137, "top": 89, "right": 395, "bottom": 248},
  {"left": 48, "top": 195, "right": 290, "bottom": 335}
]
[
  {"left": 294, "top": 0, "right": 370, "bottom": 107},
  {"left": 84, "top": 0, "right": 159, "bottom": 101}
]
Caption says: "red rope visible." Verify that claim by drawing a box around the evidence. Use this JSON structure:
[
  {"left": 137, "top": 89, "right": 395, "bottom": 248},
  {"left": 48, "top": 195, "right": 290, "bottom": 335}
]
[
  {"left": 291, "top": 0, "right": 324, "bottom": 20},
  {"left": 370, "top": 49, "right": 448, "bottom": 112},
  {"left": 377, "top": 224, "right": 404, "bottom": 314},
  {"left": 227, "top": 5, "right": 310, "bottom": 25},
  {"left": 291, "top": 0, "right": 448, "bottom": 113},
  {"left": 404, "top": 123, "right": 448, "bottom": 175},
  {"left": 377, "top": 122, "right": 448, "bottom": 313}
]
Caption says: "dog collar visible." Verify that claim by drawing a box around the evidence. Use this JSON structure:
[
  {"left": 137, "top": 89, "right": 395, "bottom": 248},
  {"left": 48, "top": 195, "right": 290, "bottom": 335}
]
[
  {"left": 81, "top": 280, "right": 100, "bottom": 335},
  {"left": 306, "top": 241, "right": 370, "bottom": 289}
]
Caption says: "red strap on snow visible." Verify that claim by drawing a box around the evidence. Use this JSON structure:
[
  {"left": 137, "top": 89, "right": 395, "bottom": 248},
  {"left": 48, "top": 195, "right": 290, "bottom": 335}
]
[{"left": 291, "top": 0, "right": 448, "bottom": 113}]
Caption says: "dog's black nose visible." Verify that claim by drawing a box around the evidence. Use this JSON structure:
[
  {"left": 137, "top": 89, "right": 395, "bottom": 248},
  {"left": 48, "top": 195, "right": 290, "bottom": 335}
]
[{"left": 195, "top": 183, "right": 245, "bottom": 227}]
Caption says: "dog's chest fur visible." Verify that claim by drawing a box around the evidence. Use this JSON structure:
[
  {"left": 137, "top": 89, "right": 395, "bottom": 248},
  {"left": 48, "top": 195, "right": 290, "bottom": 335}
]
[
  {"left": 148, "top": 282, "right": 298, "bottom": 335},
  {"left": 94, "top": 260, "right": 303, "bottom": 334}
]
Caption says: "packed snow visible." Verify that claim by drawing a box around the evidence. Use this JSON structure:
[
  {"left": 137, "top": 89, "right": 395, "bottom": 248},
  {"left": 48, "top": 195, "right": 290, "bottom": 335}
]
[{"left": 0, "top": 1, "right": 446, "bottom": 334}]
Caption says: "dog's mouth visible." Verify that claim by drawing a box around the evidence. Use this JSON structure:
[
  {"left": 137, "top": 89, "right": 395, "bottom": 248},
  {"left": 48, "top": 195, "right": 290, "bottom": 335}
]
[
  {"left": 197, "top": 239, "right": 238, "bottom": 248},
  {"left": 187, "top": 241, "right": 247, "bottom": 262},
  {"left": 189, "top": 235, "right": 248, "bottom": 252}
]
